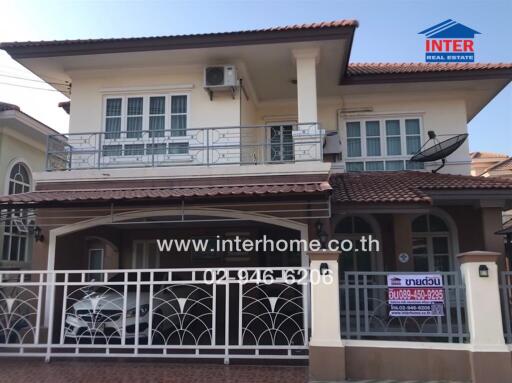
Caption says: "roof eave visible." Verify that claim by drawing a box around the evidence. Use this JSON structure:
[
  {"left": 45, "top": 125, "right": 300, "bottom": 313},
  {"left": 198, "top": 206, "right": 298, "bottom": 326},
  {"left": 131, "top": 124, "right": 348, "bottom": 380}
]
[
  {"left": 0, "top": 109, "right": 60, "bottom": 136},
  {"left": 0, "top": 190, "right": 331, "bottom": 209},
  {"left": 338, "top": 27, "right": 357, "bottom": 84},
  {"left": 1, "top": 27, "right": 356, "bottom": 59},
  {"left": 340, "top": 68, "right": 512, "bottom": 85}
]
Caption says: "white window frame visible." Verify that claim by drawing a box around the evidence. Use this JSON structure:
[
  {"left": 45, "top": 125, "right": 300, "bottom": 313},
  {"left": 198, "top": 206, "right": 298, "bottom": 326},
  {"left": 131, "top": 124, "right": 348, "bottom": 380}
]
[
  {"left": 332, "top": 215, "right": 383, "bottom": 274},
  {"left": 5, "top": 161, "right": 32, "bottom": 195},
  {"left": 102, "top": 93, "right": 190, "bottom": 142},
  {"left": 340, "top": 114, "right": 424, "bottom": 171},
  {"left": 132, "top": 240, "right": 161, "bottom": 269},
  {"left": 262, "top": 119, "right": 297, "bottom": 161},
  {"left": 1, "top": 161, "right": 32, "bottom": 263},
  {"left": 410, "top": 213, "right": 454, "bottom": 272},
  {"left": 104, "top": 98, "right": 123, "bottom": 139},
  {"left": 266, "top": 121, "right": 297, "bottom": 162},
  {"left": 148, "top": 95, "right": 167, "bottom": 138},
  {"left": 169, "top": 95, "right": 189, "bottom": 137},
  {"left": 101, "top": 93, "right": 191, "bottom": 163},
  {"left": 126, "top": 96, "right": 144, "bottom": 139},
  {"left": 88, "top": 248, "right": 104, "bottom": 270},
  {"left": 87, "top": 248, "right": 104, "bottom": 281}
]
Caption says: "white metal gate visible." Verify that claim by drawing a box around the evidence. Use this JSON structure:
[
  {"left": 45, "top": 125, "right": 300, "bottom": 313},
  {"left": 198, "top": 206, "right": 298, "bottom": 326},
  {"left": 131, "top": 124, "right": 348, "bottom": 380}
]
[{"left": 0, "top": 267, "right": 309, "bottom": 361}]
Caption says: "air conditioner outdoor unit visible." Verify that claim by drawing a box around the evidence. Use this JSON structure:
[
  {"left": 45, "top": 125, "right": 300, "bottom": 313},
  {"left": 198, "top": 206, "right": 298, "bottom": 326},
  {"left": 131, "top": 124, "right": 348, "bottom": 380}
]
[{"left": 204, "top": 65, "right": 237, "bottom": 88}]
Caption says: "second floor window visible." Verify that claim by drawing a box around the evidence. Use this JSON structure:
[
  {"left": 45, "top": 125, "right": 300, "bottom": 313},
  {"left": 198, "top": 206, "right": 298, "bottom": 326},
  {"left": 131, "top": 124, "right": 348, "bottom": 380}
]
[
  {"left": 127, "top": 97, "right": 143, "bottom": 138},
  {"left": 104, "top": 94, "right": 188, "bottom": 140},
  {"left": 344, "top": 116, "right": 424, "bottom": 172},
  {"left": 105, "top": 98, "right": 122, "bottom": 139},
  {"left": 149, "top": 96, "right": 166, "bottom": 138}
]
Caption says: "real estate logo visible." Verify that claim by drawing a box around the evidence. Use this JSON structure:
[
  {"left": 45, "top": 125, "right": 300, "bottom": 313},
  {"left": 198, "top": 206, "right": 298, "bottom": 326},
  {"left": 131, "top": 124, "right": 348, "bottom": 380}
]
[{"left": 419, "top": 19, "right": 480, "bottom": 63}]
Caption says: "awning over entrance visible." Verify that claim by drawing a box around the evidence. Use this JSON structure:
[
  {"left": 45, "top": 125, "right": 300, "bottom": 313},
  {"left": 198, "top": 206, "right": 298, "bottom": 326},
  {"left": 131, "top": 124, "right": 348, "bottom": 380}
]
[
  {"left": 0, "top": 177, "right": 331, "bottom": 208},
  {"left": 330, "top": 171, "right": 512, "bottom": 206}
]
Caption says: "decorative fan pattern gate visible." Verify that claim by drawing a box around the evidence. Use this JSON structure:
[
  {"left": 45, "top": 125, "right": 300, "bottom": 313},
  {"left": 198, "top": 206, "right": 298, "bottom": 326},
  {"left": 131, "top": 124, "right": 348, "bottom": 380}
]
[{"left": 0, "top": 267, "right": 309, "bottom": 361}]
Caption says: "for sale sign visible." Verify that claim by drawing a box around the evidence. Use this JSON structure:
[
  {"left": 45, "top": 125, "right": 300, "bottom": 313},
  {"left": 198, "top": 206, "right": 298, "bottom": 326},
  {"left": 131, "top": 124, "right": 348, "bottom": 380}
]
[{"left": 387, "top": 274, "right": 444, "bottom": 317}]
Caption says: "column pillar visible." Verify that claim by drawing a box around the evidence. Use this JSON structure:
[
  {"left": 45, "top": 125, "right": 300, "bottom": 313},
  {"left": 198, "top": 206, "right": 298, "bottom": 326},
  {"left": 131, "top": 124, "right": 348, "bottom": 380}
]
[
  {"left": 293, "top": 48, "right": 319, "bottom": 124},
  {"left": 393, "top": 214, "right": 413, "bottom": 271},
  {"left": 458, "top": 251, "right": 512, "bottom": 383},
  {"left": 292, "top": 48, "right": 322, "bottom": 161},
  {"left": 308, "top": 250, "right": 345, "bottom": 381}
]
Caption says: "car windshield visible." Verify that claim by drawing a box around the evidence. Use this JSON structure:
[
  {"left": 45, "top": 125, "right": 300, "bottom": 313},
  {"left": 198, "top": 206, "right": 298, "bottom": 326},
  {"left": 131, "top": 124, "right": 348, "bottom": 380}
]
[{"left": 92, "top": 272, "right": 167, "bottom": 293}]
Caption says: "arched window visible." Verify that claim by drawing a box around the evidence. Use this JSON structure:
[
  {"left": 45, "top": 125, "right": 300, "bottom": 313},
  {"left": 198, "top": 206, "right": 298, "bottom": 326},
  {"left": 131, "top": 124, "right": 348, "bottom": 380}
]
[
  {"left": 8, "top": 163, "right": 31, "bottom": 194},
  {"left": 2, "top": 162, "right": 31, "bottom": 262},
  {"left": 334, "top": 216, "right": 377, "bottom": 273},
  {"left": 411, "top": 214, "right": 451, "bottom": 272}
]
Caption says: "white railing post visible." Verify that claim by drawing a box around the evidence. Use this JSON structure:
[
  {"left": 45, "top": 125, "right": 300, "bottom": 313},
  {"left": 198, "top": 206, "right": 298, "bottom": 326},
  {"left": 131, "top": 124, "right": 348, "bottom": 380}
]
[
  {"left": 458, "top": 251, "right": 512, "bottom": 383},
  {"left": 45, "top": 270, "right": 56, "bottom": 362},
  {"left": 308, "top": 250, "right": 345, "bottom": 381}
]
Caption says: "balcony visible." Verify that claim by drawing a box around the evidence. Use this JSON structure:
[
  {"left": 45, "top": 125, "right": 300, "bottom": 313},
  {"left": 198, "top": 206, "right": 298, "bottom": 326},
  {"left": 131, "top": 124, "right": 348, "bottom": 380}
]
[{"left": 46, "top": 123, "right": 323, "bottom": 171}]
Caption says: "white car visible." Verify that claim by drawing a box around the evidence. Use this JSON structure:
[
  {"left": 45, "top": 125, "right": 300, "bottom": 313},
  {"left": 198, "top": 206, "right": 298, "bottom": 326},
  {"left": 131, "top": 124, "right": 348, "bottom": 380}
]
[{"left": 64, "top": 272, "right": 184, "bottom": 343}]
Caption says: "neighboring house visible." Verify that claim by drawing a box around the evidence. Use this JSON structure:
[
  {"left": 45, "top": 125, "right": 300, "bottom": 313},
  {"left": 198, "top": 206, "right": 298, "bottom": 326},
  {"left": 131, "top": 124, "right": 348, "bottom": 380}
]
[
  {"left": 472, "top": 151, "right": 512, "bottom": 266},
  {"left": 1, "top": 20, "right": 512, "bottom": 382},
  {"left": 0, "top": 101, "right": 58, "bottom": 269},
  {"left": 470, "top": 151, "right": 510, "bottom": 176},
  {"left": 479, "top": 156, "right": 512, "bottom": 179}
]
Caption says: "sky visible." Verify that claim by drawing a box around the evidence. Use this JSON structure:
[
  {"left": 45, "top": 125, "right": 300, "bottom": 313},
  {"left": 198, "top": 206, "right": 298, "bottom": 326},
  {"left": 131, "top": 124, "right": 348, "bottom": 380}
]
[{"left": 0, "top": 0, "right": 511, "bottom": 155}]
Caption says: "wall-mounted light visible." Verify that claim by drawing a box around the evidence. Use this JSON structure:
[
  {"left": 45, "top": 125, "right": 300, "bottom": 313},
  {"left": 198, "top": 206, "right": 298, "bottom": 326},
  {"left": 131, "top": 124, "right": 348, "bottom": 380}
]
[
  {"left": 34, "top": 226, "right": 44, "bottom": 242},
  {"left": 315, "top": 220, "right": 328, "bottom": 249},
  {"left": 479, "top": 265, "right": 489, "bottom": 278},
  {"left": 319, "top": 262, "right": 330, "bottom": 275}
]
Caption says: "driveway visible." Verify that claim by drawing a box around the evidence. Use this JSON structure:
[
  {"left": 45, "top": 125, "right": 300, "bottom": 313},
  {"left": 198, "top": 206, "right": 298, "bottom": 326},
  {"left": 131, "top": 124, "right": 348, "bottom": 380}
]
[
  {"left": 0, "top": 360, "right": 307, "bottom": 383},
  {"left": 0, "top": 359, "right": 468, "bottom": 383}
]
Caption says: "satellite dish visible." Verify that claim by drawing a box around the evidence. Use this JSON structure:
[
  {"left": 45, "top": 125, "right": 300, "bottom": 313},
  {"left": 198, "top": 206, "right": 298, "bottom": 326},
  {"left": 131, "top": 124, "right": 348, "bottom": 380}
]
[{"left": 410, "top": 131, "right": 468, "bottom": 173}]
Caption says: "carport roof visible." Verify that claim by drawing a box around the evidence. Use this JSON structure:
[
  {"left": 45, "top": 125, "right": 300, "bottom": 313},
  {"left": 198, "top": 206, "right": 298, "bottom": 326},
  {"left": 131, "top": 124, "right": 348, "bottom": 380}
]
[{"left": 0, "top": 180, "right": 332, "bottom": 208}]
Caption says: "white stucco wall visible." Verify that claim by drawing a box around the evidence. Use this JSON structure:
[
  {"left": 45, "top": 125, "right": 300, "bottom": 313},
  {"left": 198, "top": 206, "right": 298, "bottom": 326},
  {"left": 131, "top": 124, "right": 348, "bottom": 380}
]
[
  {"left": 0, "top": 126, "right": 47, "bottom": 269},
  {"left": 256, "top": 92, "right": 470, "bottom": 174},
  {"left": 69, "top": 67, "right": 250, "bottom": 134},
  {"left": 66, "top": 66, "right": 471, "bottom": 175},
  {"left": 0, "top": 127, "right": 46, "bottom": 193}
]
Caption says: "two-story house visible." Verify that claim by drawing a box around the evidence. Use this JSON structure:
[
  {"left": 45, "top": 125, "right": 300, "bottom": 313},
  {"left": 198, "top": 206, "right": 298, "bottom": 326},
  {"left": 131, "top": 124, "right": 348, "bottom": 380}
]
[
  {"left": 0, "top": 102, "right": 58, "bottom": 269},
  {"left": 1, "top": 20, "right": 512, "bottom": 382}
]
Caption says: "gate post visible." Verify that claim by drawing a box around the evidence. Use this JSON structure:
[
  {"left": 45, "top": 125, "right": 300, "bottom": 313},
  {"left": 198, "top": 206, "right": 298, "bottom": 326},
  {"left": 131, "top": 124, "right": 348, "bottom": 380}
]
[
  {"left": 308, "top": 250, "right": 345, "bottom": 382},
  {"left": 458, "top": 251, "right": 512, "bottom": 383}
]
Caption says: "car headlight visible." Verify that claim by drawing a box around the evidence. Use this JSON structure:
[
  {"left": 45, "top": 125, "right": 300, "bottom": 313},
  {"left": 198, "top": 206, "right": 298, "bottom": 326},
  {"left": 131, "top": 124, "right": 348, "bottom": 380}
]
[{"left": 126, "top": 304, "right": 149, "bottom": 318}]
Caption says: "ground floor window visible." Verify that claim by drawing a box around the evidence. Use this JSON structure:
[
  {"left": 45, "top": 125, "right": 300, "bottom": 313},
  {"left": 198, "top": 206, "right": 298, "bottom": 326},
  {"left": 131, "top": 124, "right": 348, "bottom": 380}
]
[
  {"left": 132, "top": 240, "right": 160, "bottom": 268},
  {"left": 88, "top": 248, "right": 104, "bottom": 281},
  {"left": 1, "top": 162, "right": 31, "bottom": 263},
  {"left": 1, "top": 210, "right": 29, "bottom": 262},
  {"left": 334, "top": 215, "right": 378, "bottom": 273},
  {"left": 412, "top": 214, "right": 452, "bottom": 271}
]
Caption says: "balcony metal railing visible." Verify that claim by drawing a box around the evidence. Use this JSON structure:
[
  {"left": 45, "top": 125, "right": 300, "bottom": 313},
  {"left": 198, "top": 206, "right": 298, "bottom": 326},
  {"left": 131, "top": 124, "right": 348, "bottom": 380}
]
[{"left": 45, "top": 123, "right": 323, "bottom": 171}]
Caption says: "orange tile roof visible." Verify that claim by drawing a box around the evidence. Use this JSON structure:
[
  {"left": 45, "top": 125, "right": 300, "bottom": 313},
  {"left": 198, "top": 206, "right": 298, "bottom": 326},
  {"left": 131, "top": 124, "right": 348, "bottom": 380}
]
[
  {"left": 346, "top": 63, "right": 512, "bottom": 76},
  {"left": 330, "top": 171, "right": 512, "bottom": 204},
  {"left": 470, "top": 151, "right": 509, "bottom": 159},
  {"left": 483, "top": 157, "right": 512, "bottom": 173},
  {"left": 0, "top": 20, "right": 358, "bottom": 48},
  {"left": 0, "top": 181, "right": 332, "bottom": 207}
]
